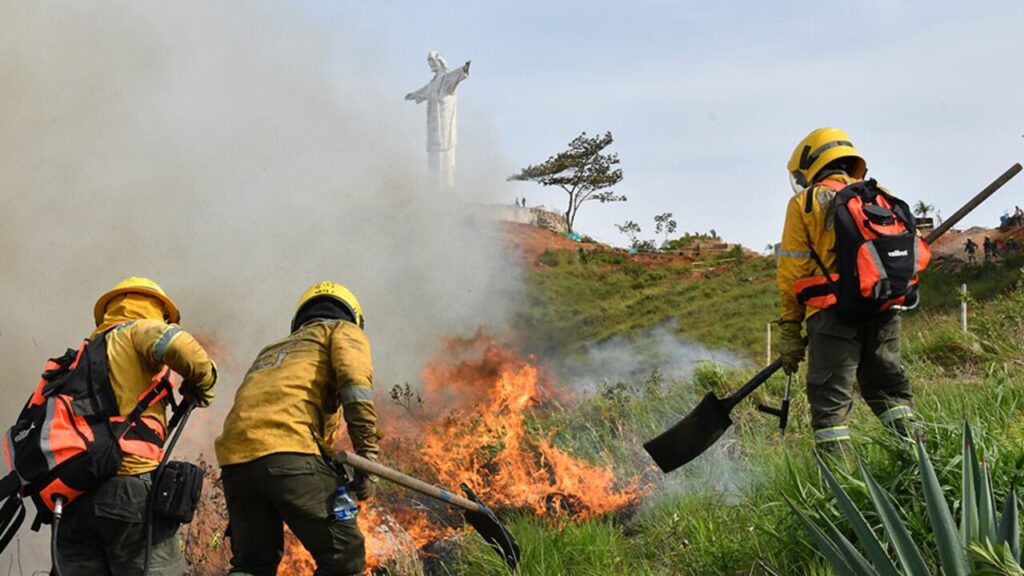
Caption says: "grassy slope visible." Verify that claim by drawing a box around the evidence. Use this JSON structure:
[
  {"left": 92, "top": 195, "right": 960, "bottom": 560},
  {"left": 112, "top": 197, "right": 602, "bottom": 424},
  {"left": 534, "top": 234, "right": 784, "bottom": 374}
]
[
  {"left": 516, "top": 250, "right": 778, "bottom": 360},
  {"left": 455, "top": 249, "right": 1024, "bottom": 575}
]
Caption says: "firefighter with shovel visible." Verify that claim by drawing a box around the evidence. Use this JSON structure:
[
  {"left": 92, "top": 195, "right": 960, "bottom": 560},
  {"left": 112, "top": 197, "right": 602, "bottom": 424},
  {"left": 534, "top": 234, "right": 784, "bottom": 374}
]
[
  {"left": 777, "top": 128, "right": 920, "bottom": 451},
  {"left": 215, "top": 282, "right": 380, "bottom": 576},
  {"left": 645, "top": 160, "right": 1020, "bottom": 473}
]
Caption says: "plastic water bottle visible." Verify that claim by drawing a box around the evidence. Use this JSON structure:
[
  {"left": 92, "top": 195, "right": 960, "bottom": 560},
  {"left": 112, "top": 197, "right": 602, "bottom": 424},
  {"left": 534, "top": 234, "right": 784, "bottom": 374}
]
[{"left": 332, "top": 485, "right": 359, "bottom": 521}]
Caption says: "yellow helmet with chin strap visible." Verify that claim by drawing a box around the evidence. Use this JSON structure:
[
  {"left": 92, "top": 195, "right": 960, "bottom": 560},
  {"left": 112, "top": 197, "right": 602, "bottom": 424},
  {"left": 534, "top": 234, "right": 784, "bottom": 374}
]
[
  {"left": 94, "top": 276, "right": 180, "bottom": 326},
  {"left": 292, "top": 281, "right": 364, "bottom": 330},
  {"left": 787, "top": 127, "right": 867, "bottom": 193}
]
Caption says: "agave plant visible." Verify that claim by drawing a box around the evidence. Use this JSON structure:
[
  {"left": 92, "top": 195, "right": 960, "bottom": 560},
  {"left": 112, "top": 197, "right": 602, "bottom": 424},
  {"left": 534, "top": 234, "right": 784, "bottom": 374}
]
[{"left": 788, "top": 422, "right": 1020, "bottom": 575}]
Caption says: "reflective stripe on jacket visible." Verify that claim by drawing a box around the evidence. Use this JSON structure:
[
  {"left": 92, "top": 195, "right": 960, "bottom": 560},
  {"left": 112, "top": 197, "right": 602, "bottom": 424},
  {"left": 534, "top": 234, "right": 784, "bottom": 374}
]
[{"left": 215, "top": 319, "right": 380, "bottom": 467}]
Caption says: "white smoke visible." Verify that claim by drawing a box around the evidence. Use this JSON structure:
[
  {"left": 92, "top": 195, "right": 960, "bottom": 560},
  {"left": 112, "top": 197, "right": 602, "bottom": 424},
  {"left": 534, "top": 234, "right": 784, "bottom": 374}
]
[
  {"left": 0, "top": 1, "right": 518, "bottom": 567},
  {"left": 546, "top": 322, "right": 756, "bottom": 506},
  {"left": 552, "top": 320, "right": 745, "bottom": 392}
]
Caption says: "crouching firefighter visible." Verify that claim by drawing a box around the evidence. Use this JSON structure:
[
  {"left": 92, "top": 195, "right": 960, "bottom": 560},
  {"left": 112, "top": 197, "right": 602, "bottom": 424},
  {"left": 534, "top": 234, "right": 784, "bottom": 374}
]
[
  {"left": 776, "top": 128, "right": 931, "bottom": 452},
  {"left": 0, "top": 277, "right": 218, "bottom": 576},
  {"left": 215, "top": 281, "right": 381, "bottom": 576}
]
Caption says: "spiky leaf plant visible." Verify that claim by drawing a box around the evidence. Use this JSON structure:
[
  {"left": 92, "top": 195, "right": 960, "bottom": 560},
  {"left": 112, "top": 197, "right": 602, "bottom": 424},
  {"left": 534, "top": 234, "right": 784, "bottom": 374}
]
[{"left": 792, "top": 422, "right": 1020, "bottom": 575}]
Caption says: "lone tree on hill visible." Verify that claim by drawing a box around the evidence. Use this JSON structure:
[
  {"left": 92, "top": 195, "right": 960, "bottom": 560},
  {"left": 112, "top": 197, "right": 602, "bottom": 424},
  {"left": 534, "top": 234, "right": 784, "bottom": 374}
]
[
  {"left": 615, "top": 220, "right": 642, "bottom": 247},
  {"left": 654, "top": 212, "right": 677, "bottom": 247},
  {"left": 508, "top": 131, "right": 625, "bottom": 234}
]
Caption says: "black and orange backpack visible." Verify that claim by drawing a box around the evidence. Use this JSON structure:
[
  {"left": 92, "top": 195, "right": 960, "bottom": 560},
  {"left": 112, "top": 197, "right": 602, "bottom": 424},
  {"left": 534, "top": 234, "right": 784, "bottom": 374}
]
[
  {"left": 795, "top": 179, "right": 932, "bottom": 320},
  {"left": 0, "top": 323, "right": 173, "bottom": 552}
]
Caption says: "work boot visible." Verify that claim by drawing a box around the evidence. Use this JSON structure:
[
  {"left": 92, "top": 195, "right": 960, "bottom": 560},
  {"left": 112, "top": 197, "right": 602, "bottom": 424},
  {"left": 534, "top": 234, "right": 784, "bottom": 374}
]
[
  {"left": 888, "top": 417, "right": 913, "bottom": 440},
  {"left": 814, "top": 438, "right": 854, "bottom": 469},
  {"left": 878, "top": 406, "right": 915, "bottom": 439}
]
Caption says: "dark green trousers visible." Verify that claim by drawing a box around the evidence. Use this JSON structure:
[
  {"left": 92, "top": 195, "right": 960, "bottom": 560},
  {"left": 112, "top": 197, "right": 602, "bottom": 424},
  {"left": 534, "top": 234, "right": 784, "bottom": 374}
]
[
  {"left": 221, "top": 452, "right": 365, "bottom": 576},
  {"left": 56, "top": 473, "right": 185, "bottom": 576},
  {"left": 806, "top": 309, "right": 914, "bottom": 444}
]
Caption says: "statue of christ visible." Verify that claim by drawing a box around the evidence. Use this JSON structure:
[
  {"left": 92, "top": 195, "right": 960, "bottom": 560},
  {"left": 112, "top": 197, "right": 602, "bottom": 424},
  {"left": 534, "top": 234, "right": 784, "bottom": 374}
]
[{"left": 405, "top": 51, "right": 470, "bottom": 190}]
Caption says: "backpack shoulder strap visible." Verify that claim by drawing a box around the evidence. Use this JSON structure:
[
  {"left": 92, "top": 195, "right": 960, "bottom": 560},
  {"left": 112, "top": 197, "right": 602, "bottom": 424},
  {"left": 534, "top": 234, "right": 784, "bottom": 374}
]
[
  {"left": 816, "top": 179, "right": 848, "bottom": 192},
  {"left": 0, "top": 473, "right": 19, "bottom": 501},
  {"left": 0, "top": 493, "right": 26, "bottom": 554},
  {"left": 115, "top": 369, "right": 174, "bottom": 440},
  {"left": 805, "top": 178, "right": 852, "bottom": 213}
]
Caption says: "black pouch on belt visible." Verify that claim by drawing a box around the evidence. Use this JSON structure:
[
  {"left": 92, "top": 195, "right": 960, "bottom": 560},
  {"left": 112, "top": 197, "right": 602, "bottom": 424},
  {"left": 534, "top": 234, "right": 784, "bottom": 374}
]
[{"left": 153, "top": 461, "right": 205, "bottom": 523}]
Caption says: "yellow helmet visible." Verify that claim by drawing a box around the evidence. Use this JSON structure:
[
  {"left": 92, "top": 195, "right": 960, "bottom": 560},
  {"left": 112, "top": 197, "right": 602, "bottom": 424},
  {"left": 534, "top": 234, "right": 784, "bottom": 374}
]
[
  {"left": 94, "top": 276, "right": 180, "bottom": 326},
  {"left": 787, "top": 127, "right": 867, "bottom": 193},
  {"left": 292, "top": 281, "right": 364, "bottom": 330}
]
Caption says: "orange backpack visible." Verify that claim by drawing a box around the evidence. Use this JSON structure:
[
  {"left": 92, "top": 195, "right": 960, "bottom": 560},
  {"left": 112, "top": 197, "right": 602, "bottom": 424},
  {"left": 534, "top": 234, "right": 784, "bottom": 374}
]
[
  {"left": 0, "top": 323, "right": 172, "bottom": 549},
  {"left": 794, "top": 179, "right": 931, "bottom": 319}
]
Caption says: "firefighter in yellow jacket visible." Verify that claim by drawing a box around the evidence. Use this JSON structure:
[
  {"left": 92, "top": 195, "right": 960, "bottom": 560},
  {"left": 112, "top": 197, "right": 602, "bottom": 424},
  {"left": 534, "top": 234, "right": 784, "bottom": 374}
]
[
  {"left": 777, "top": 128, "right": 914, "bottom": 450},
  {"left": 58, "top": 277, "right": 218, "bottom": 576},
  {"left": 216, "top": 281, "right": 380, "bottom": 576}
]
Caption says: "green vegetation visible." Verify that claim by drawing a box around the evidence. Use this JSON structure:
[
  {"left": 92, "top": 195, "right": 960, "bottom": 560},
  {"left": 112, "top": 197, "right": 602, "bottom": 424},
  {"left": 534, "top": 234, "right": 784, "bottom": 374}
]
[
  {"left": 792, "top": 424, "right": 1021, "bottom": 576},
  {"left": 452, "top": 249, "right": 1024, "bottom": 575},
  {"left": 664, "top": 230, "right": 721, "bottom": 252},
  {"left": 517, "top": 250, "right": 777, "bottom": 359}
]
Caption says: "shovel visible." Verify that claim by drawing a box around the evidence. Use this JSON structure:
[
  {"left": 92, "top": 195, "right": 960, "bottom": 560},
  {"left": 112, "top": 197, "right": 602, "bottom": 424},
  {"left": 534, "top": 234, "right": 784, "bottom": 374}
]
[
  {"left": 644, "top": 162, "right": 1023, "bottom": 474},
  {"left": 335, "top": 450, "right": 521, "bottom": 569},
  {"left": 643, "top": 359, "right": 782, "bottom": 473}
]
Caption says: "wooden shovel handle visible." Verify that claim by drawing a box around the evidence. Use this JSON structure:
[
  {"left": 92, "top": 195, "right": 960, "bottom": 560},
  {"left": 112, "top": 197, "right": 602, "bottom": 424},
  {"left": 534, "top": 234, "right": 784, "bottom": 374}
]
[
  {"left": 335, "top": 450, "right": 483, "bottom": 513},
  {"left": 924, "top": 163, "right": 1022, "bottom": 245}
]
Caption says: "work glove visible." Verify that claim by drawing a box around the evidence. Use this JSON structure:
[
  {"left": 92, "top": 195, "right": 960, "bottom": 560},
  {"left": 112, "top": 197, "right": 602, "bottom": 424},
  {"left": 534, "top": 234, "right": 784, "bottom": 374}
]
[
  {"left": 778, "top": 321, "right": 805, "bottom": 375},
  {"left": 348, "top": 471, "right": 377, "bottom": 501},
  {"left": 181, "top": 362, "right": 217, "bottom": 408}
]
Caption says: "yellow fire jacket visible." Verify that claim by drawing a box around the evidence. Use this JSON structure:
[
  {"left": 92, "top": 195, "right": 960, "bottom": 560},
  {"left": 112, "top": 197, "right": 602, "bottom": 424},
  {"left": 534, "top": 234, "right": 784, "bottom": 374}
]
[
  {"left": 215, "top": 319, "right": 380, "bottom": 467},
  {"left": 776, "top": 173, "right": 858, "bottom": 323},
  {"left": 92, "top": 294, "right": 218, "bottom": 475}
]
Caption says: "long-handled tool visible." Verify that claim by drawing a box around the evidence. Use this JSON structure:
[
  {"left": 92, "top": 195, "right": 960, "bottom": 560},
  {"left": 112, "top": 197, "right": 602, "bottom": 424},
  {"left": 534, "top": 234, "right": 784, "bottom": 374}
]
[
  {"left": 644, "top": 162, "right": 1022, "bottom": 474},
  {"left": 644, "top": 360, "right": 782, "bottom": 473},
  {"left": 335, "top": 450, "right": 521, "bottom": 569}
]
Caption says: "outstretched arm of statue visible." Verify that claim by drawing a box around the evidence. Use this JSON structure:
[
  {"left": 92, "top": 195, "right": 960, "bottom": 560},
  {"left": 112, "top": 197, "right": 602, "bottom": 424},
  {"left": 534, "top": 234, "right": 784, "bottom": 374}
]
[
  {"left": 442, "top": 62, "right": 470, "bottom": 95},
  {"left": 405, "top": 83, "right": 429, "bottom": 103}
]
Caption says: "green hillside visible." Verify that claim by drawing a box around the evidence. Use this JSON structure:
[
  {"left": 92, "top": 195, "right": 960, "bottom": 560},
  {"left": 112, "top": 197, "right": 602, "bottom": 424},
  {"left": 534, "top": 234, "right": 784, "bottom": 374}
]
[{"left": 457, "top": 248, "right": 1024, "bottom": 575}]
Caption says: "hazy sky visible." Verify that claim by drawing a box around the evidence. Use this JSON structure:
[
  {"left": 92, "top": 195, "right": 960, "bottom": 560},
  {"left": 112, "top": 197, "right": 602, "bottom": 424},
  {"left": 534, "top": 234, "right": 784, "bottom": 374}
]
[{"left": 335, "top": 0, "right": 1024, "bottom": 249}]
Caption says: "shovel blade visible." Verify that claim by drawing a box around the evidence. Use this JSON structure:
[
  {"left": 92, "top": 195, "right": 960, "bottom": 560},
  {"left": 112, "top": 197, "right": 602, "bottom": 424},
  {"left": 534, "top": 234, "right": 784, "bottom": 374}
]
[
  {"left": 643, "top": 391, "right": 734, "bottom": 473},
  {"left": 461, "top": 484, "right": 521, "bottom": 569}
]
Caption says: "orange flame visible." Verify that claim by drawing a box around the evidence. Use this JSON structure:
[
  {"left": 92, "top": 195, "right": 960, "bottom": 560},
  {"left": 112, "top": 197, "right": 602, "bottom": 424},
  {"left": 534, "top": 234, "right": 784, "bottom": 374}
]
[
  {"left": 279, "top": 332, "right": 641, "bottom": 573},
  {"left": 411, "top": 333, "right": 639, "bottom": 518}
]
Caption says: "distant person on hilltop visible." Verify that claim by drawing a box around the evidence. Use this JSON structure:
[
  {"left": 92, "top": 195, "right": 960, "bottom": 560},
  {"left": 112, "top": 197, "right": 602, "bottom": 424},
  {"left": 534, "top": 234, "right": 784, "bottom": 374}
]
[
  {"left": 776, "top": 128, "right": 919, "bottom": 454},
  {"left": 983, "top": 236, "right": 998, "bottom": 261},
  {"left": 965, "top": 238, "right": 978, "bottom": 263}
]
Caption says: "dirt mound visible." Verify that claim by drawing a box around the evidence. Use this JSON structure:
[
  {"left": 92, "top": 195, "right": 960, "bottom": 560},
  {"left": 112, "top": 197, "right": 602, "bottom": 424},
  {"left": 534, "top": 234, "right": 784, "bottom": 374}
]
[
  {"left": 501, "top": 223, "right": 698, "bottom": 268},
  {"left": 930, "top": 225, "right": 1024, "bottom": 262},
  {"left": 503, "top": 222, "right": 590, "bottom": 266}
]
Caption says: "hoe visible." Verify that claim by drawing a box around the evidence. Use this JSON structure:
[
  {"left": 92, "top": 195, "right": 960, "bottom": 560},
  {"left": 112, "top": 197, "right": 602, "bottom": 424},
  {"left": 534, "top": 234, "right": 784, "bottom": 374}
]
[
  {"left": 335, "top": 450, "right": 521, "bottom": 568},
  {"left": 645, "top": 162, "right": 1022, "bottom": 473}
]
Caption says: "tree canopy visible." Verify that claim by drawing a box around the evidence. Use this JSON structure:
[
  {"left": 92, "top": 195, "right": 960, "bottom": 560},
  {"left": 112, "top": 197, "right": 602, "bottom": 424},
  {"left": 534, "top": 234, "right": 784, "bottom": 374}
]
[{"left": 509, "top": 131, "right": 625, "bottom": 234}]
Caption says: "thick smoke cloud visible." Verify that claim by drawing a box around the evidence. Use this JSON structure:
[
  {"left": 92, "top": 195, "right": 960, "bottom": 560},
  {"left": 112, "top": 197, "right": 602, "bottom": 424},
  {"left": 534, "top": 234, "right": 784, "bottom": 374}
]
[{"left": 0, "top": 2, "right": 518, "bottom": 563}]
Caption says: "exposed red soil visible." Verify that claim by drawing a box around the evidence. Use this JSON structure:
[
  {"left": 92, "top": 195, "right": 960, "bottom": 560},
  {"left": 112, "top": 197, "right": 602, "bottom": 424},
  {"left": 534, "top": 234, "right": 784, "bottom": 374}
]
[
  {"left": 502, "top": 223, "right": 587, "bottom": 266},
  {"left": 929, "top": 225, "right": 1024, "bottom": 261},
  {"left": 501, "top": 222, "right": 698, "bottom": 269}
]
